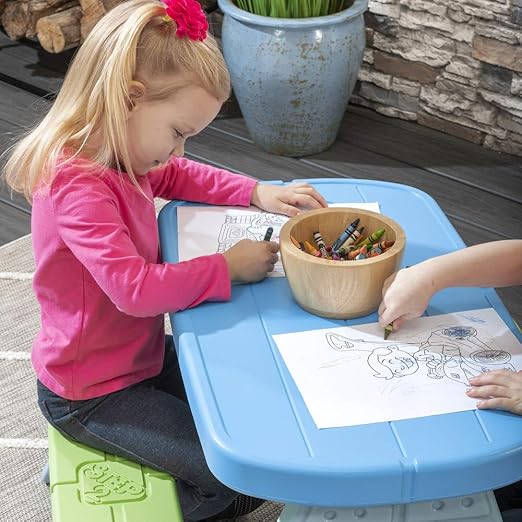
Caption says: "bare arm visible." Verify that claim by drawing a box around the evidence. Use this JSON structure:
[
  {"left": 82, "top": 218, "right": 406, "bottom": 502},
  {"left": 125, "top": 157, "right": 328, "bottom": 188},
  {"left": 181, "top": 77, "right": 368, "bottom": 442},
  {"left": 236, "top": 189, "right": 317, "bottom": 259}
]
[
  {"left": 427, "top": 240, "right": 522, "bottom": 291},
  {"left": 379, "top": 240, "right": 522, "bottom": 328}
]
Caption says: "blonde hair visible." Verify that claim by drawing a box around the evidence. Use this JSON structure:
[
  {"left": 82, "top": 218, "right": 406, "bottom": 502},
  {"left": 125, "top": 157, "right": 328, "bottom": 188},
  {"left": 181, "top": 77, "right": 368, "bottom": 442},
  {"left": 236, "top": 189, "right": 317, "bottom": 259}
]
[{"left": 3, "top": 0, "right": 230, "bottom": 201}]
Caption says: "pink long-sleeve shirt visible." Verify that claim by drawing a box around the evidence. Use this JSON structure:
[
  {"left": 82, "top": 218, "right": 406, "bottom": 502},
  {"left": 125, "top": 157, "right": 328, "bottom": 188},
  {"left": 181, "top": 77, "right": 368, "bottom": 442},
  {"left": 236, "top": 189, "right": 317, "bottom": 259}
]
[{"left": 31, "top": 158, "right": 257, "bottom": 400}]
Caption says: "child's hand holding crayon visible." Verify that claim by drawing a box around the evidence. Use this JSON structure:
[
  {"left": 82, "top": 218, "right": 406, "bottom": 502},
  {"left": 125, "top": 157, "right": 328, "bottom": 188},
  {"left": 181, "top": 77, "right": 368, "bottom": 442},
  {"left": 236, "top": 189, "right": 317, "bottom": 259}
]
[
  {"left": 379, "top": 240, "right": 522, "bottom": 333},
  {"left": 378, "top": 264, "right": 437, "bottom": 332},
  {"left": 223, "top": 239, "right": 279, "bottom": 283}
]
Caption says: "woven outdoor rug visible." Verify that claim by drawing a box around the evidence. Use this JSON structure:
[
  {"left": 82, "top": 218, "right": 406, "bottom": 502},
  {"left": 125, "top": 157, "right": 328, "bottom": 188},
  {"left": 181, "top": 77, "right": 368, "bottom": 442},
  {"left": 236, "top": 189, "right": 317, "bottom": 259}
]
[{"left": 0, "top": 198, "right": 283, "bottom": 521}]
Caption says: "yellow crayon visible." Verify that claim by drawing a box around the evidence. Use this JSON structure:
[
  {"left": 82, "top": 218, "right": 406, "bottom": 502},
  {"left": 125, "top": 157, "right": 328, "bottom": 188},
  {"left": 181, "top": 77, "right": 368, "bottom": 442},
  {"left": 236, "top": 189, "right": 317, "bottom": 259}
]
[
  {"left": 384, "top": 322, "right": 394, "bottom": 340},
  {"left": 304, "top": 241, "right": 319, "bottom": 256}
]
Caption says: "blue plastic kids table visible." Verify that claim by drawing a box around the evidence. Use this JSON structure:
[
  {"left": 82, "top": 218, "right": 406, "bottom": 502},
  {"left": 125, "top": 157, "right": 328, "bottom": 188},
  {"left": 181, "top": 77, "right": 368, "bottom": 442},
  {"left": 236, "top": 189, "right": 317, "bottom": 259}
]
[{"left": 158, "top": 179, "right": 522, "bottom": 522}]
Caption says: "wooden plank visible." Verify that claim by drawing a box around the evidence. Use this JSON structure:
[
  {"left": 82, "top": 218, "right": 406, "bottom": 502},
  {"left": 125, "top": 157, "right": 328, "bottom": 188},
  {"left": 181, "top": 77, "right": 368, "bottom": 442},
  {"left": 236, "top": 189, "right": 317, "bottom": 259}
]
[
  {"left": 497, "top": 286, "right": 522, "bottom": 327},
  {"left": 210, "top": 119, "right": 521, "bottom": 240},
  {"left": 342, "top": 106, "right": 522, "bottom": 202},
  {"left": 347, "top": 104, "right": 522, "bottom": 169},
  {"left": 0, "top": 181, "right": 30, "bottom": 213},
  {"left": 0, "top": 81, "right": 43, "bottom": 214},
  {"left": 185, "top": 126, "right": 337, "bottom": 183},
  {"left": 0, "top": 201, "right": 30, "bottom": 246},
  {"left": 0, "top": 80, "right": 49, "bottom": 128},
  {"left": 213, "top": 106, "right": 521, "bottom": 202},
  {"left": 0, "top": 30, "right": 71, "bottom": 95},
  {"left": 452, "top": 219, "right": 499, "bottom": 247}
]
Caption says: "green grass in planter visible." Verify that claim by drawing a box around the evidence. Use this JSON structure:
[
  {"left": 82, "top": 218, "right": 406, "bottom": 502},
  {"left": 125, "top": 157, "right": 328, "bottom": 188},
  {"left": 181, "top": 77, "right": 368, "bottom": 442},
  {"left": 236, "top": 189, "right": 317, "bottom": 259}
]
[{"left": 235, "top": 0, "right": 353, "bottom": 18}]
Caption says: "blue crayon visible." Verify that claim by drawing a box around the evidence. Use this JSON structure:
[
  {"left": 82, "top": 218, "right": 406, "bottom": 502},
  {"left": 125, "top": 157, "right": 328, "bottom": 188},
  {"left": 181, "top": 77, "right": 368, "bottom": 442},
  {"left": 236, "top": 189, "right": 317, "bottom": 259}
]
[
  {"left": 332, "top": 218, "right": 360, "bottom": 252},
  {"left": 339, "top": 226, "right": 364, "bottom": 250}
]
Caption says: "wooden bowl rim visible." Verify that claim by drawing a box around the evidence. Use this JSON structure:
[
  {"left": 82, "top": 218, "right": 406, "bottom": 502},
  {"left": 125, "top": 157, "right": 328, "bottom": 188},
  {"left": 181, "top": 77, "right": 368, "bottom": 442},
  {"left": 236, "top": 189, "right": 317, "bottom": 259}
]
[{"left": 280, "top": 207, "right": 406, "bottom": 267}]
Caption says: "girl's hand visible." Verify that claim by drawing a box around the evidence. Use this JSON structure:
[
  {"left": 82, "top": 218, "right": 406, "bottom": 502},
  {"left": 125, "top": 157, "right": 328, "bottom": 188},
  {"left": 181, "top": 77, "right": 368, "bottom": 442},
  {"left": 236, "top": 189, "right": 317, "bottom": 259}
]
[
  {"left": 467, "top": 370, "right": 522, "bottom": 415},
  {"left": 251, "top": 183, "right": 327, "bottom": 217},
  {"left": 378, "top": 265, "right": 436, "bottom": 331},
  {"left": 223, "top": 239, "right": 280, "bottom": 283}
]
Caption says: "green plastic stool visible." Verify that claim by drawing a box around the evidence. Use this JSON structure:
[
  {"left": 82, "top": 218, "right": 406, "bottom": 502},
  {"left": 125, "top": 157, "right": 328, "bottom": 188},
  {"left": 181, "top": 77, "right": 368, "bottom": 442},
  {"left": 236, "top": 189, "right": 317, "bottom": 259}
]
[{"left": 48, "top": 425, "right": 184, "bottom": 522}]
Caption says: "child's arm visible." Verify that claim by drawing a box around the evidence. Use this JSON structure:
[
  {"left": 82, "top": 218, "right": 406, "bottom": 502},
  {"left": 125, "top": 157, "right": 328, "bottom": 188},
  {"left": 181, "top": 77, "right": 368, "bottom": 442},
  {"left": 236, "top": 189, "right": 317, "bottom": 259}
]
[
  {"left": 379, "top": 240, "right": 522, "bottom": 330},
  {"left": 466, "top": 370, "right": 522, "bottom": 415},
  {"left": 148, "top": 157, "right": 327, "bottom": 213},
  {"left": 50, "top": 173, "right": 277, "bottom": 317},
  {"left": 149, "top": 157, "right": 256, "bottom": 207}
]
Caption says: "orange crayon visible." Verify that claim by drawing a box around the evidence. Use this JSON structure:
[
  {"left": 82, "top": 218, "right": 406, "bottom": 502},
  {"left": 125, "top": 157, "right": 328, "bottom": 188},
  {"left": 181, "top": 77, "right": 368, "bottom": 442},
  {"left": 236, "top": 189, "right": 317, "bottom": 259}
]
[
  {"left": 354, "top": 244, "right": 368, "bottom": 260},
  {"left": 348, "top": 247, "right": 361, "bottom": 260},
  {"left": 290, "top": 235, "right": 303, "bottom": 251},
  {"left": 304, "top": 241, "right": 319, "bottom": 256}
]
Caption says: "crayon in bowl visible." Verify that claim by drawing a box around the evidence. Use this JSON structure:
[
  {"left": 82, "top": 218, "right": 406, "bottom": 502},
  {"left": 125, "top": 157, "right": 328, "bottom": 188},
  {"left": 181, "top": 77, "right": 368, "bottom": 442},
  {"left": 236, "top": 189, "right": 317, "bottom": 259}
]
[
  {"left": 290, "top": 224, "right": 395, "bottom": 261},
  {"left": 279, "top": 208, "right": 406, "bottom": 319}
]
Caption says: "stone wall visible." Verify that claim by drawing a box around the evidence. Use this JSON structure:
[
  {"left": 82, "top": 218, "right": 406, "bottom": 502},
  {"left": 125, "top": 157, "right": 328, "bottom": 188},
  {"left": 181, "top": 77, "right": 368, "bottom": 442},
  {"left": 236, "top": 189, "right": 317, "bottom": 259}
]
[{"left": 353, "top": 0, "right": 522, "bottom": 156}]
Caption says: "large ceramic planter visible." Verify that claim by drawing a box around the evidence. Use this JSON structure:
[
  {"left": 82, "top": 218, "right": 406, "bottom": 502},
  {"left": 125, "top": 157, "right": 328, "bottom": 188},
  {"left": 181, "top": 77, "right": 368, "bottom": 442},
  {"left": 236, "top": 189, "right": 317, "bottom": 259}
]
[{"left": 217, "top": 0, "right": 369, "bottom": 156}]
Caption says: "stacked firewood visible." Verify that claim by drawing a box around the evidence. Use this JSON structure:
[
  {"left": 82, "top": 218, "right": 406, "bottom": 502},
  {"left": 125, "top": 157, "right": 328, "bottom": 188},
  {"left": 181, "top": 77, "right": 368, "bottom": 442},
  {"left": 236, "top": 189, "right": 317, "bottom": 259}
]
[{"left": 0, "top": 0, "right": 217, "bottom": 53}]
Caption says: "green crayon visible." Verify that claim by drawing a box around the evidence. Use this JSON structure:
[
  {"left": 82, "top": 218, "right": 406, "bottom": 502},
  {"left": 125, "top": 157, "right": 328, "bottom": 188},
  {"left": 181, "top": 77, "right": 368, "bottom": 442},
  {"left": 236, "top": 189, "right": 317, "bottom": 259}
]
[
  {"left": 384, "top": 322, "right": 394, "bottom": 340},
  {"left": 337, "top": 245, "right": 356, "bottom": 257},
  {"left": 360, "top": 228, "right": 385, "bottom": 247}
]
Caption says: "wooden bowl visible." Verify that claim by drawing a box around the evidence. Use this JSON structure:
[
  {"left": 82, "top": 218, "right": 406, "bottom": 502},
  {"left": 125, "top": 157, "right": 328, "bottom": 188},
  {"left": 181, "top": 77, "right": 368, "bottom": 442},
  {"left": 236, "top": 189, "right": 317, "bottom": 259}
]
[{"left": 279, "top": 208, "right": 406, "bottom": 319}]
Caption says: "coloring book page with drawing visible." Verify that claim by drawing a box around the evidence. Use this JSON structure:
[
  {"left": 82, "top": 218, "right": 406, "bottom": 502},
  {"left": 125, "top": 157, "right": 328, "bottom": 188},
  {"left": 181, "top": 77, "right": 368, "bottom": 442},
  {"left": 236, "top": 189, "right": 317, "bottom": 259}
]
[
  {"left": 272, "top": 308, "right": 522, "bottom": 428},
  {"left": 176, "top": 202, "right": 380, "bottom": 276}
]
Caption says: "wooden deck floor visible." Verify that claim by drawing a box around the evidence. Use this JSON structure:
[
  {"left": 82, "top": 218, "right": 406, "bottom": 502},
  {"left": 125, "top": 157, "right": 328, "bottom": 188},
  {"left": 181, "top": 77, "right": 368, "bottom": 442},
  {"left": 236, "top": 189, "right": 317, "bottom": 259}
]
[{"left": 1, "top": 30, "right": 521, "bottom": 322}]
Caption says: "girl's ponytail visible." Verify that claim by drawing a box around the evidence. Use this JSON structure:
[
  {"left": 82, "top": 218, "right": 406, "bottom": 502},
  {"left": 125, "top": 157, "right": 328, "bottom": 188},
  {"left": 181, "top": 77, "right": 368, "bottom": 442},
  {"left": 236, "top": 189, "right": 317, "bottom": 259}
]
[{"left": 2, "top": 0, "right": 229, "bottom": 201}]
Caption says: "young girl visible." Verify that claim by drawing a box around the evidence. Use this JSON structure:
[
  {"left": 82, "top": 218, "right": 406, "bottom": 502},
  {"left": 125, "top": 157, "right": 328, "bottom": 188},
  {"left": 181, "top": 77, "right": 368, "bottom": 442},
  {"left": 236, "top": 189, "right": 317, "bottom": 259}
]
[{"left": 3, "top": 1, "right": 327, "bottom": 520}]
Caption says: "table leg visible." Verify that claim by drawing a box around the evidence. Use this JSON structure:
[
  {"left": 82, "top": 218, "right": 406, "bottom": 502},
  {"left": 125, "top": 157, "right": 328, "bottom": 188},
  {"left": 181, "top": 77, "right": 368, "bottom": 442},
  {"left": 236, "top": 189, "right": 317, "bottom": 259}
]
[{"left": 277, "top": 491, "right": 503, "bottom": 521}]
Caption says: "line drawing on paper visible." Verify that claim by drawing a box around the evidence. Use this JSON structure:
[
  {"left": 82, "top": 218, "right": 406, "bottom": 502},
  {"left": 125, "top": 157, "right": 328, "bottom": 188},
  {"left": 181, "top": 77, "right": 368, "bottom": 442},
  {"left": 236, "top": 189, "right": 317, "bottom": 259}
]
[
  {"left": 324, "top": 325, "right": 515, "bottom": 386},
  {"left": 216, "top": 212, "right": 286, "bottom": 253}
]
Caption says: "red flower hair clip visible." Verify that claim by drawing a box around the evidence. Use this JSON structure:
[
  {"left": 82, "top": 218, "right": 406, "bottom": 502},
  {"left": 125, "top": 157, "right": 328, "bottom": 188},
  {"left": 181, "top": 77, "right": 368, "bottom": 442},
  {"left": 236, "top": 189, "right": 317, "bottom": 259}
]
[{"left": 162, "top": 0, "right": 208, "bottom": 41}]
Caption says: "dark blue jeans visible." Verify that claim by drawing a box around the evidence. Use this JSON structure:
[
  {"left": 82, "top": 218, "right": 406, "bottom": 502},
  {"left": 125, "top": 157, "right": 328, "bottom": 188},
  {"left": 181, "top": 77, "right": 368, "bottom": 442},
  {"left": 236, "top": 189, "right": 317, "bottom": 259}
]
[{"left": 37, "top": 336, "right": 238, "bottom": 521}]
